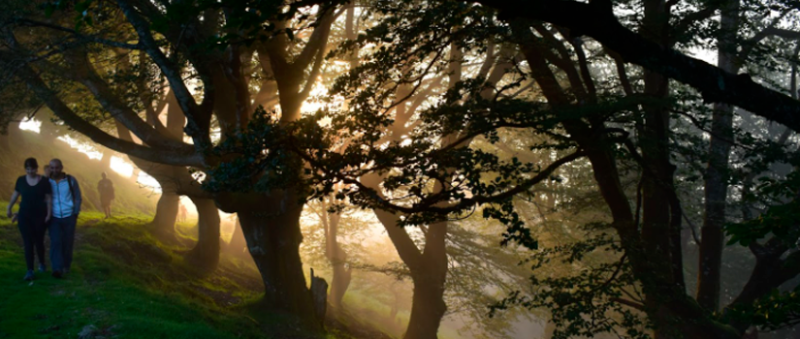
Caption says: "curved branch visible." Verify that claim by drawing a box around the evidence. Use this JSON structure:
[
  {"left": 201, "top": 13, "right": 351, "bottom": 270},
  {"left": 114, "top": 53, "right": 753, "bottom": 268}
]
[
  {"left": 9, "top": 58, "right": 202, "bottom": 167},
  {"left": 57, "top": 51, "right": 192, "bottom": 152},
  {"left": 297, "top": 142, "right": 585, "bottom": 216}
]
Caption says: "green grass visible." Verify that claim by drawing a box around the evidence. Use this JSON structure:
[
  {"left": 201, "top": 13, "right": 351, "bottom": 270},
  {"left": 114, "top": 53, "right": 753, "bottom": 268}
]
[{"left": 0, "top": 207, "right": 346, "bottom": 339}]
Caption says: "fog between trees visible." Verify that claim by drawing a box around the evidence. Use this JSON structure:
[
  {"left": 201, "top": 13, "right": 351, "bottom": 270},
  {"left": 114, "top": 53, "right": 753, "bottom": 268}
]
[{"left": 2, "top": 0, "right": 800, "bottom": 338}]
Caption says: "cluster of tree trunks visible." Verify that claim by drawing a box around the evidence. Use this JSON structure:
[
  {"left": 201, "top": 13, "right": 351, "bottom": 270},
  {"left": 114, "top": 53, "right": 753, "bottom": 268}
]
[{"left": 5, "top": 0, "right": 800, "bottom": 337}]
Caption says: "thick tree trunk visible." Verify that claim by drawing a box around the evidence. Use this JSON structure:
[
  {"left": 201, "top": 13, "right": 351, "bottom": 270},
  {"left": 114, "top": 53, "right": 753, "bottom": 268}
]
[
  {"left": 186, "top": 196, "right": 221, "bottom": 271},
  {"left": 236, "top": 191, "right": 321, "bottom": 329},
  {"left": 639, "top": 1, "right": 688, "bottom": 337},
  {"left": 369, "top": 198, "right": 449, "bottom": 339},
  {"left": 404, "top": 270, "right": 447, "bottom": 339},
  {"left": 697, "top": 0, "right": 739, "bottom": 312},
  {"left": 150, "top": 192, "right": 180, "bottom": 242},
  {"left": 403, "top": 221, "right": 448, "bottom": 339}
]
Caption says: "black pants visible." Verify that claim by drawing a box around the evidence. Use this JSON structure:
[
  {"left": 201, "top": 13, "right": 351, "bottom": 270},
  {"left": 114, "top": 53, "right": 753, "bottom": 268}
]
[{"left": 18, "top": 215, "right": 47, "bottom": 271}]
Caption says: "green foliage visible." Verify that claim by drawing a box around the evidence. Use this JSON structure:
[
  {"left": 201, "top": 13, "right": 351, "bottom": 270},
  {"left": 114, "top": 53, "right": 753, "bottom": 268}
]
[
  {"left": 726, "top": 288, "right": 800, "bottom": 330},
  {"left": 726, "top": 167, "right": 800, "bottom": 247},
  {"left": 490, "top": 233, "right": 651, "bottom": 339}
]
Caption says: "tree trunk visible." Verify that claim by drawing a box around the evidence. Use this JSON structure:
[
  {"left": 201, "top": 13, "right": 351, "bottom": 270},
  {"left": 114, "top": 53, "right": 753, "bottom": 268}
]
[
  {"left": 150, "top": 192, "right": 180, "bottom": 243},
  {"left": 404, "top": 274, "right": 447, "bottom": 339},
  {"left": 323, "top": 207, "right": 352, "bottom": 310},
  {"left": 226, "top": 216, "right": 248, "bottom": 254},
  {"left": 329, "top": 258, "right": 351, "bottom": 310},
  {"left": 236, "top": 190, "right": 321, "bottom": 330},
  {"left": 100, "top": 148, "right": 113, "bottom": 170},
  {"left": 697, "top": 0, "right": 739, "bottom": 312},
  {"left": 186, "top": 196, "right": 221, "bottom": 272},
  {"left": 369, "top": 201, "right": 449, "bottom": 339},
  {"left": 404, "top": 230, "right": 448, "bottom": 339},
  {"left": 639, "top": 0, "right": 688, "bottom": 337}
]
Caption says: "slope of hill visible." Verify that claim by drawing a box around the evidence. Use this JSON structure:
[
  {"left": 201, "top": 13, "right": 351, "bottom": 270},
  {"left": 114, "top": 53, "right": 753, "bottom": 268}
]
[{"left": 0, "top": 208, "right": 371, "bottom": 339}]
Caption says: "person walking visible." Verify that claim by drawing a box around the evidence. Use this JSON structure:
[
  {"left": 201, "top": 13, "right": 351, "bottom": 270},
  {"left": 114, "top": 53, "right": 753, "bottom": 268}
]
[
  {"left": 7, "top": 158, "right": 52, "bottom": 281},
  {"left": 48, "top": 159, "right": 82, "bottom": 278},
  {"left": 97, "top": 172, "right": 115, "bottom": 219}
]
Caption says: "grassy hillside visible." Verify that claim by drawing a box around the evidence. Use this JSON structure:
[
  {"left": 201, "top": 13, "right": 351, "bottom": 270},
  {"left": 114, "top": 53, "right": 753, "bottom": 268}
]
[
  {"left": 0, "top": 130, "right": 391, "bottom": 339},
  {"left": 0, "top": 208, "right": 370, "bottom": 339},
  {"left": 0, "top": 129, "right": 157, "bottom": 215}
]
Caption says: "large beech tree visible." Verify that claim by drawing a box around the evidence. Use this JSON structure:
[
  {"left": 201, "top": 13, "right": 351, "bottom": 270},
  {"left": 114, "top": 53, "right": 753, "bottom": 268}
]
[
  {"left": 0, "top": 0, "right": 339, "bottom": 327},
  {"left": 207, "top": 1, "right": 800, "bottom": 339},
  {"left": 5, "top": 0, "right": 800, "bottom": 337}
]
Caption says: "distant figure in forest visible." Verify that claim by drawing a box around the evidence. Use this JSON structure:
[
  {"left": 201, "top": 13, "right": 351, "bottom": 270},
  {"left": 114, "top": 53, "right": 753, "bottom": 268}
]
[
  {"left": 7, "top": 158, "right": 52, "bottom": 281},
  {"left": 97, "top": 172, "right": 115, "bottom": 219},
  {"left": 179, "top": 203, "right": 188, "bottom": 223},
  {"left": 48, "top": 159, "right": 82, "bottom": 278}
]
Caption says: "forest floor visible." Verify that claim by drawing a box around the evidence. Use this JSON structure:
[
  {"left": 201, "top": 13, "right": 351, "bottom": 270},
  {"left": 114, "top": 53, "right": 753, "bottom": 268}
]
[{"left": 0, "top": 208, "right": 386, "bottom": 339}]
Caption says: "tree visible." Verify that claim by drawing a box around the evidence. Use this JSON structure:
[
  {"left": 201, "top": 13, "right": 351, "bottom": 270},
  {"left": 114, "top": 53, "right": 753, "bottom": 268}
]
[
  {"left": 5, "top": 0, "right": 800, "bottom": 336},
  {"left": 210, "top": 1, "right": 800, "bottom": 338},
  {"left": 0, "top": 0, "right": 339, "bottom": 328}
]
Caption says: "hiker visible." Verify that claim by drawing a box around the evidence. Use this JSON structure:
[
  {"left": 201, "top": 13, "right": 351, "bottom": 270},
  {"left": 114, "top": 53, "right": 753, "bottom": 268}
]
[
  {"left": 7, "top": 158, "right": 52, "bottom": 281},
  {"left": 48, "top": 159, "right": 82, "bottom": 278},
  {"left": 179, "top": 203, "right": 188, "bottom": 222},
  {"left": 97, "top": 172, "right": 115, "bottom": 218}
]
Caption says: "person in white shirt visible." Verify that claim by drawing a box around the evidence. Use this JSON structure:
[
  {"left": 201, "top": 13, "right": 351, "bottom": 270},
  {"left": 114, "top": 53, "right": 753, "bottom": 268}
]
[{"left": 48, "top": 159, "right": 82, "bottom": 278}]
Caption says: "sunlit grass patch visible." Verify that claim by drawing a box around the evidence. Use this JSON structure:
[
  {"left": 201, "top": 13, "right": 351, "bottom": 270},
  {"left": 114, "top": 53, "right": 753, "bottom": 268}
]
[{"left": 0, "top": 208, "right": 270, "bottom": 339}]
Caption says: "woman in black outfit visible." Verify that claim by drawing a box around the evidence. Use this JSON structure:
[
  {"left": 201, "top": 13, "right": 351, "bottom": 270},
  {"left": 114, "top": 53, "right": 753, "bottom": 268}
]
[{"left": 7, "top": 158, "right": 52, "bottom": 281}]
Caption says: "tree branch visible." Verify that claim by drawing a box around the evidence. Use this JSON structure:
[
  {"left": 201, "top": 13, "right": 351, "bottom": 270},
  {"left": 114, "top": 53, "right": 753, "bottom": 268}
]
[
  {"left": 116, "top": 0, "right": 214, "bottom": 149},
  {"left": 14, "top": 19, "right": 142, "bottom": 50},
  {"left": 670, "top": 5, "right": 720, "bottom": 44},
  {"left": 294, "top": 8, "right": 337, "bottom": 70},
  {"left": 739, "top": 11, "right": 797, "bottom": 64},
  {"left": 57, "top": 50, "right": 193, "bottom": 152},
  {"left": 7, "top": 56, "right": 202, "bottom": 166},
  {"left": 476, "top": 0, "right": 800, "bottom": 133}
]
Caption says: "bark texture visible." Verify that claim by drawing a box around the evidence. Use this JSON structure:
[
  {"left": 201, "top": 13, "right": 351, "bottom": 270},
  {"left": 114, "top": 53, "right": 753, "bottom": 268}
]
[
  {"left": 186, "top": 196, "right": 221, "bottom": 271},
  {"left": 696, "top": 0, "right": 739, "bottom": 312},
  {"left": 234, "top": 190, "right": 321, "bottom": 329}
]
